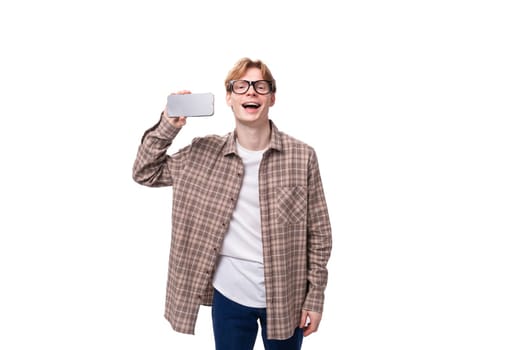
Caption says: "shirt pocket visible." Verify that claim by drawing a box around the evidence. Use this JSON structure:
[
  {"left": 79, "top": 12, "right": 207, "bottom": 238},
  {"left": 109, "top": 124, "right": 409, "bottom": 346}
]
[{"left": 277, "top": 186, "right": 307, "bottom": 224}]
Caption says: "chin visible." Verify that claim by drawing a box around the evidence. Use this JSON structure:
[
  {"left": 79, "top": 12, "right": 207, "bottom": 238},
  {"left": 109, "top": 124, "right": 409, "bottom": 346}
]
[{"left": 237, "top": 115, "right": 267, "bottom": 126}]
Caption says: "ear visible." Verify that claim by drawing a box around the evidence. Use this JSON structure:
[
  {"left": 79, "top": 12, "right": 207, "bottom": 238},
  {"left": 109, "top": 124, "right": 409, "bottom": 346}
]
[
  {"left": 226, "top": 92, "right": 232, "bottom": 107},
  {"left": 269, "top": 93, "right": 276, "bottom": 107}
]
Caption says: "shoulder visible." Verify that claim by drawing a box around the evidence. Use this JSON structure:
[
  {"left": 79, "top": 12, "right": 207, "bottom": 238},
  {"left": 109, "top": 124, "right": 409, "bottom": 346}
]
[
  {"left": 276, "top": 129, "right": 316, "bottom": 155},
  {"left": 190, "top": 132, "right": 230, "bottom": 148},
  {"left": 183, "top": 132, "right": 235, "bottom": 159}
]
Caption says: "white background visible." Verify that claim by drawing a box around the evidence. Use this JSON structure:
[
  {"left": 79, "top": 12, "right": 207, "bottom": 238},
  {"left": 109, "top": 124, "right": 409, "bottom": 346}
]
[{"left": 1, "top": 1, "right": 524, "bottom": 349}]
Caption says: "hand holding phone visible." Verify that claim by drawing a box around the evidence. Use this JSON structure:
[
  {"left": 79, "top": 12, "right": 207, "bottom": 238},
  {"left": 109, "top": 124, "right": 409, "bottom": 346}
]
[{"left": 166, "top": 92, "right": 215, "bottom": 117}]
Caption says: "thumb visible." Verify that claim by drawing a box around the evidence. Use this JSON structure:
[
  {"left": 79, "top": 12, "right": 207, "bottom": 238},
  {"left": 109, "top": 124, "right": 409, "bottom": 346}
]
[{"left": 299, "top": 310, "right": 308, "bottom": 328}]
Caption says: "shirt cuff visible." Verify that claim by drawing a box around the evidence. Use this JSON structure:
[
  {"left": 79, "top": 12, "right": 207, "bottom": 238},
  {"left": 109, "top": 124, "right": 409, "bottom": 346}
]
[{"left": 156, "top": 113, "right": 182, "bottom": 139}]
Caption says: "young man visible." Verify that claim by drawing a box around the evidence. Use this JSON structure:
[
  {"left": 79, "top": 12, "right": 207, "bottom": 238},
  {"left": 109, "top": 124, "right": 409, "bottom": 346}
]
[{"left": 133, "top": 58, "right": 332, "bottom": 350}]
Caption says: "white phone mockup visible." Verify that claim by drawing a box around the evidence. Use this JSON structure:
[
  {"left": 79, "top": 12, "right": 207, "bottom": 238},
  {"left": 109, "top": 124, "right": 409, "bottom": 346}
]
[{"left": 166, "top": 93, "right": 215, "bottom": 117}]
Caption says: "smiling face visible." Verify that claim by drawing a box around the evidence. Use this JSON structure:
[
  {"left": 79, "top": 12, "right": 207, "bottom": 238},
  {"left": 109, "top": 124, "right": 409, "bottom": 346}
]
[{"left": 226, "top": 67, "right": 276, "bottom": 127}]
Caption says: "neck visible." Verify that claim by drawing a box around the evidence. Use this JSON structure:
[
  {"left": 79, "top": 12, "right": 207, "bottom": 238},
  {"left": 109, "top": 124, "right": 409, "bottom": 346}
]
[{"left": 235, "top": 120, "right": 271, "bottom": 151}]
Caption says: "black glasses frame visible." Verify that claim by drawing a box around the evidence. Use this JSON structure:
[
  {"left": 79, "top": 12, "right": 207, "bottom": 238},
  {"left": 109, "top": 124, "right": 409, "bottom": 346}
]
[{"left": 229, "top": 80, "right": 274, "bottom": 95}]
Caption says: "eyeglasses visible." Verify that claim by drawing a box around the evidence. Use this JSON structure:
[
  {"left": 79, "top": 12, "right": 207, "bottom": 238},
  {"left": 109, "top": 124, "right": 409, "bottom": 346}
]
[{"left": 229, "top": 80, "right": 273, "bottom": 95}]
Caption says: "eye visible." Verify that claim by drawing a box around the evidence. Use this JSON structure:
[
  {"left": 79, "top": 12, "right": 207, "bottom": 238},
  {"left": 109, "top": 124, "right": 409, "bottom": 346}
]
[
  {"left": 235, "top": 81, "right": 248, "bottom": 89},
  {"left": 255, "top": 81, "right": 269, "bottom": 92}
]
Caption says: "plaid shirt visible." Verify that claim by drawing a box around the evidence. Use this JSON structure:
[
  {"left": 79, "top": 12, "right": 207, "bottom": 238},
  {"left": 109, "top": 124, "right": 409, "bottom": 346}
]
[{"left": 133, "top": 117, "right": 332, "bottom": 340}]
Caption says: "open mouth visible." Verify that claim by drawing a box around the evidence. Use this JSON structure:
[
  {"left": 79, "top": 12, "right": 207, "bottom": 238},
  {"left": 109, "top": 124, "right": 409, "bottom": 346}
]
[{"left": 242, "top": 102, "right": 261, "bottom": 110}]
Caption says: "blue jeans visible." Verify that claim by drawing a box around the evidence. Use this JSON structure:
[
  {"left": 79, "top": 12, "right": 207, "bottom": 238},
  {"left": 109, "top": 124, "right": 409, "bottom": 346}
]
[{"left": 212, "top": 289, "right": 303, "bottom": 350}]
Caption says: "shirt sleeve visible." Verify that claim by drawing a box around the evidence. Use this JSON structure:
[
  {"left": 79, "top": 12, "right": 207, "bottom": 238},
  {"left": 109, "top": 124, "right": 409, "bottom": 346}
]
[
  {"left": 132, "top": 114, "right": 185, "bottom": 187},
  {"left": 303, "top": 149, "right": 333, "bottom": 313}
]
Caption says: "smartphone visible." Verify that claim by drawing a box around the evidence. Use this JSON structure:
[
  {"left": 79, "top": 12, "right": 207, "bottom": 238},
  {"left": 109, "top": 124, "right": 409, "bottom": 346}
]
[{"left": 166, "top": 93, "right": 214, "bottom": 117}]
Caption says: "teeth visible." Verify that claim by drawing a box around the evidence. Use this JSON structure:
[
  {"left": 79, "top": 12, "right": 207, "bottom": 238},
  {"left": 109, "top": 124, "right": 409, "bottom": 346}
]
[{"left": 243, "top": 103, "right": 260, "bottom": 108}]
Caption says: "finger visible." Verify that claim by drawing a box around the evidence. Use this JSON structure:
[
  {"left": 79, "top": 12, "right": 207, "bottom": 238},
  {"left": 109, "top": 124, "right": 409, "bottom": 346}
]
[
  {"left": 168, "top": 90, "right": 192, "bottom": 97},
  {"left": 299, "top": 310, "right": 308, "bottom": 328},
  {"left": 303, "top": 320, "right": 319, "bottom": 337}
]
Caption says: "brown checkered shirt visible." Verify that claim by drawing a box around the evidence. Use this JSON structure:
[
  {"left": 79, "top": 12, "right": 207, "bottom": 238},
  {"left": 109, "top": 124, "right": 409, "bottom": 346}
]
[{"left": 132, "top": 117, "right": 332, "bottom": 340}]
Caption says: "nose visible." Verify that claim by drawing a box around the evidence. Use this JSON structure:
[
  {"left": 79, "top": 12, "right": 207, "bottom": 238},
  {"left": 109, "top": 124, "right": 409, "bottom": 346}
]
[{"left": 246, "top": 83, "right": 257, "bottom": 95}]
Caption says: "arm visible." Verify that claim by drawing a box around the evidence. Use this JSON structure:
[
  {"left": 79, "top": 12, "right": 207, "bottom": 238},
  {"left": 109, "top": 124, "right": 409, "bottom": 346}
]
[
  {"left": 132, "top": 92, "right": 190, "bottom": 187},
  {"left": 301, "top": 149, "right": 332, "bottom": 335}
]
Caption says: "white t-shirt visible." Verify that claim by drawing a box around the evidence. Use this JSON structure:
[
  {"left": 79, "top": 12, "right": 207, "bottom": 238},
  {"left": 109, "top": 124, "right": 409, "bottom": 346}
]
[{"left": 212, "top": 142, "right": 266, "bottom": 307}]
